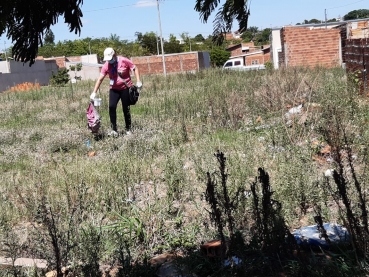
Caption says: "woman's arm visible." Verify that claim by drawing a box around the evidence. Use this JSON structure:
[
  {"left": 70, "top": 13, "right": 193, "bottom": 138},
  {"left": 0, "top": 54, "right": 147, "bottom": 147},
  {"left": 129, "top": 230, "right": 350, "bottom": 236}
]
[
  {"left": 93, "top": 74, "right": 105, "bottom": 94},
  {"left": 132, "top": 67, "right": 141, "bottom": 84}
]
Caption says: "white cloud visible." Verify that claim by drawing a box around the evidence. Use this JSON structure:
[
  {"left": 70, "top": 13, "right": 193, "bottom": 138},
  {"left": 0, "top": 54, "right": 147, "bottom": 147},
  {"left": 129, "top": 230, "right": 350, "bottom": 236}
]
[{"left": 135, "top": 0, "right": 156, "bottom": 8}]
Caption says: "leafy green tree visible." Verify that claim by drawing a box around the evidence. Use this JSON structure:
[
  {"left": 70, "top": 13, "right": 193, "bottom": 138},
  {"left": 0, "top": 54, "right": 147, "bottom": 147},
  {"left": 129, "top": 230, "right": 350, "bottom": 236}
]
[
  {"left": 49, "top": 68, "right": 70, "bottom": 86},
  {"left": 0, "top": 0, "right": 83, "bottom": 64},
  {"left": 308, "top": 19, "right": 321, "bottom": 24},
  {"left": 37, "top": 45, "right": 55, "bottom": 58},
  {"left": 109, "top": 34, "right": 120, "bottom": 42},
  {"left": 194, "top": 34, "right": 205, "bottom": 42},
  {"left": 135, "top": 31, "right": 159, "bottom": 55},
  {"left": 241, "top": 30, "right": 253, "bottom": 42},
  {"left": 210, "top": 47, "right": 230, "bottom": 67},
  {"left": 69, "top": 63, "right": 82, "bottom": 80},
  {"left": 122, "top": 42, "right": 146, "bottom": 58},
  {"left": 254, "top": 28, "right": 271, "bottom": 45},
  {"left": 248, "top": 26, "right": 259, "bottom": 36},
  {"left": 44, "top": 29, "right": 55, "bottom": 45},
  {"left": 164, "top": 34, "right": 183, "bottom": 54},
  {"left": 179, "top": 32, "right": 192, "bottom": 51},
  {"left": 344, "top": 9, "right": 369, "bottom": 20},
  {"left": 195, "top": 0, "right": 250, "bottom": 44}
]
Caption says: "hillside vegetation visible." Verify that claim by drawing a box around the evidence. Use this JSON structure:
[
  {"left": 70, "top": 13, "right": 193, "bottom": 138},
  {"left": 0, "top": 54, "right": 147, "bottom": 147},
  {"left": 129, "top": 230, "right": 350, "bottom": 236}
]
[{"left": 1, "top": 67, "right": 369, "bottom": 276}]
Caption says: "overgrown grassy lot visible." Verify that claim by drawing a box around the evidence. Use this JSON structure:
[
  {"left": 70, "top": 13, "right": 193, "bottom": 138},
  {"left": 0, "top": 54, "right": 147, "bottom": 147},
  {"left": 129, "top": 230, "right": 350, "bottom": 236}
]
[{"left": 1, "top": 67, "right": 369, "bottom": 276}]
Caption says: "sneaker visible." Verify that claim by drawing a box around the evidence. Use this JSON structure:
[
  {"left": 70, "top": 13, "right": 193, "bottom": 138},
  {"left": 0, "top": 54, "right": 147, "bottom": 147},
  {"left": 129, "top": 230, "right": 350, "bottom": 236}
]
[
  {"left": 125, "top": 131, "right": 132, "bottom": 136},
  {"left": 108, "top": 130, "right": 119, "bottom": 137}
]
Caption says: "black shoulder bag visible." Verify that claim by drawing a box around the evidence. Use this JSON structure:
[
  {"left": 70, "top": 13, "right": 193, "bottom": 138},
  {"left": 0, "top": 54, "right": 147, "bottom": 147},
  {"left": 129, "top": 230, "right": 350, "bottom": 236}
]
[{"left": 118, "top": 73, "right": 140, "bottom": 105}]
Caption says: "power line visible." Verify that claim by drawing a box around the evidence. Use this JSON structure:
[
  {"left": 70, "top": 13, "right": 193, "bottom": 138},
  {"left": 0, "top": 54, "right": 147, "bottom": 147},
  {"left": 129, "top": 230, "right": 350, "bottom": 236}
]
[
  {"left": 84, "top": 0, "right": 178, "bottom": 13},
  {"left": 327, "top": 0, "right": 365, "bottom": 10},
  {"left": 85, "top": 3, "right": 141, "bottom": 12}
]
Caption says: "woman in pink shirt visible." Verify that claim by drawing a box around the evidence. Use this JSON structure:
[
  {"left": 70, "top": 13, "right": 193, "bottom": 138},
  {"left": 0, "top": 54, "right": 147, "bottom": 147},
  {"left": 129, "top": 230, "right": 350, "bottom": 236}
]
[{"left": 90, "top": 47, "right": 142, "bottom": 136}]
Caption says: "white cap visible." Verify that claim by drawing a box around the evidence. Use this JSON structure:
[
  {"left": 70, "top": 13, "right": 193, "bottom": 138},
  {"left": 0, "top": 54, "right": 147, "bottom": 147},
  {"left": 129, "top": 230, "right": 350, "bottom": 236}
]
[{"left": 103, "top": 47, "right": 115, "bottom": 61}]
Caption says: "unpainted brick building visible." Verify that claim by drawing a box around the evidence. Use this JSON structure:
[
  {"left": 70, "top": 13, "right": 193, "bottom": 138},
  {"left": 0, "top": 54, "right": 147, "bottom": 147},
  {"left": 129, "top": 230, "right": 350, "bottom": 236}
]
[
  {"left": 279, "top": 27, "right": 341, "bottom": 68},
  {"left": 38, "top": 51, "right": 210, "bottom": 77},
  {"left": 131, "top": 52, "right": 210, "bottom": 75},
  {"left": 225, "top": 42, "right": 271, "bottom": 66},
  {"left": 271, "top": 18, "right": 369, "bottom": 69}
]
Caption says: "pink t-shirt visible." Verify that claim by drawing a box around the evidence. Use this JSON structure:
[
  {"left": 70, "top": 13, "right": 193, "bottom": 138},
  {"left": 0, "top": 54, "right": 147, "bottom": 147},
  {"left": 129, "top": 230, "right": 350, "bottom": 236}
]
[{"left": 100, "top": 56, "right": 135, "bottom": 90}]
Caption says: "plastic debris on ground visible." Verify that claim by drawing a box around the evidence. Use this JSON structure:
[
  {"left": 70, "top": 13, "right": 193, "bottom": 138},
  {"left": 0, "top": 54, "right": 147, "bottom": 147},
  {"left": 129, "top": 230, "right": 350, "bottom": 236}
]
[
  {"left": 223, "top": 256, "right": 242, "bottom": 267},
  {"left": 292, "top": 223, "right": 350, "bottom": 249}
]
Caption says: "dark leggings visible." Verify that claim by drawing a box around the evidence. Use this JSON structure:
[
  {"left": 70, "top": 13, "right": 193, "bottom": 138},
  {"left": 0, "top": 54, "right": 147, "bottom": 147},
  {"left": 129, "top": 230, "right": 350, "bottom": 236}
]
[{"left": 109, "top": 88, "right": 131, "bottom": 131}]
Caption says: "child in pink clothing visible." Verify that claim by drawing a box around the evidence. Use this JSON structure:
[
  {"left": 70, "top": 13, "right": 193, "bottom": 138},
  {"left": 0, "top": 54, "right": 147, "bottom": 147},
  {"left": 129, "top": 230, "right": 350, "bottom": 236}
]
[{"left": 90, "top": 48, "right": 142, "bottom": 136}]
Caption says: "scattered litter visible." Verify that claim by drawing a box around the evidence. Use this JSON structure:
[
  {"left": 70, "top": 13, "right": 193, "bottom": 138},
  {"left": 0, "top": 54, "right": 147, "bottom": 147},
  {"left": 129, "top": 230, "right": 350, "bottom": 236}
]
[
  {"left": 88, "top": 151, "right": 96, "bottom": 157},
  {"left": 285, "top": 104, "right": 303, "bottom": 119},
  {"left": 223, "top": 256, "right": 242, "bottom": 267},
  {"left": 254, "top": 124, "right": 271, "bottom": 130},
  {"left": 0, "top": 257, "right": 47, "bottom": 268},
  {"left": 268, "top": 145, "right": 285, "bottom": 152},
  {"left": 285, "top": 104, "right": 303, "bottom": 126},
  {"left": 324, "top": 169, "right": 334, "bottom": 177},
  {"left": 85, "top": 139, "right": 92, "bottom": 148},
  {"left": 293, "top": 223, "right": 349, "bottom": 249}
]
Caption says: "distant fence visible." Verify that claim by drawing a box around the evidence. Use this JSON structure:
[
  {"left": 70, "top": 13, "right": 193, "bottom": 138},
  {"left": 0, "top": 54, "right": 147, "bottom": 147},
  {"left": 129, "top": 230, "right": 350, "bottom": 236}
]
[{"left": 343, "top": 39, "right": 369, "bottom": 94}]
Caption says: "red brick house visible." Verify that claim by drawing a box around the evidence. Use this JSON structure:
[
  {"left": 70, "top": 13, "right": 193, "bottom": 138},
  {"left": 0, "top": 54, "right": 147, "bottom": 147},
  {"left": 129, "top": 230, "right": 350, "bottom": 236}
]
[
  {"left": 225, "top": 42, "right": 271, "bottom": 66},
  {"left": 223, "top": 32, "right": 242, "bottom": 41},
  {"left": 270, "top": 18, "right": 369, "bottom": 69}
]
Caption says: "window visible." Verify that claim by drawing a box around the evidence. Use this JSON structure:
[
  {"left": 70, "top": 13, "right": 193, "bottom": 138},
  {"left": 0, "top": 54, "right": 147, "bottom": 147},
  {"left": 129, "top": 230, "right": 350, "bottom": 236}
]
[
  {"left": 251, "top": 60, "right": 259, "bottom": 65},
  {"left": 224, "top": 62, "right": 232, "bottom": 67},
  {"left": 234, "top": 60, "right": 241, "bottom": 66}
]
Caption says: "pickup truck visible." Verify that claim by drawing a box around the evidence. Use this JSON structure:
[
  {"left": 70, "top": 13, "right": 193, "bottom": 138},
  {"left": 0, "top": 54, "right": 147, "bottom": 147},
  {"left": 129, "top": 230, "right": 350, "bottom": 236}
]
[{"left": 223, "top": 57, "right": 265, "bottom": 71}]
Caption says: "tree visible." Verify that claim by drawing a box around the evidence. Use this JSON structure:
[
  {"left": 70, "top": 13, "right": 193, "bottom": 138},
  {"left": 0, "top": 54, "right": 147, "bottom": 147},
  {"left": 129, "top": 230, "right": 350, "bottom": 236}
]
[
  {"left": 308, "top": 19, "right": 321, "bottom": 24},
  {"left": 344, "top": 9, "right": 369, "bottom": 20},
  {"left": 194, "top": 34, "right": 205, "bottom": 42},
  {"left": 69, "top": 63, "right": 82, "bottom": 81},
  {"left": 164, "top": 34, "right": 183, "bottom": 54},
  {"left": 44, "top": 29, "right": 55, "bottom": 45},
  {"left": 210, "top": 47, "right": 230, "bottom": 67},
  {"left": 0, "top": 0, "right": 83, "bottom": 65},
  {"left": 179, "top": 32, "right": 192, "bottom": 51},
  {"left": 135, "top": 31, "right": 159, "bottom": 55},
  {"left": 241, "top": 30, "right": 253, "bottom": 42},
  {"left": 254, "top": 28, "right": 271, "bottom": 45},
  {"left": 195, "top": 0, "right": 250, "bottom": 44}
]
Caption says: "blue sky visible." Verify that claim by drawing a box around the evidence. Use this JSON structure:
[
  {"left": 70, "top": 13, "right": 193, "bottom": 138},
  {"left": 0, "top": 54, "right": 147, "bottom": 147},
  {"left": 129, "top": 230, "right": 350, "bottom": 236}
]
[{"left": 0, "top": 0, "right": 367, "bottom": 49}]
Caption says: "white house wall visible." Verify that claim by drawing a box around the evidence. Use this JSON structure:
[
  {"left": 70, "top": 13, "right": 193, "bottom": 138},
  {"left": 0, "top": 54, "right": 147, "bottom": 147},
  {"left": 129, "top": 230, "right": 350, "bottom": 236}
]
[
  {"left": 271, "top": 28, "right": 282, "bottom": 69},
  {"left": 0, "top": 60, "right": 58, "bottom": 92}
]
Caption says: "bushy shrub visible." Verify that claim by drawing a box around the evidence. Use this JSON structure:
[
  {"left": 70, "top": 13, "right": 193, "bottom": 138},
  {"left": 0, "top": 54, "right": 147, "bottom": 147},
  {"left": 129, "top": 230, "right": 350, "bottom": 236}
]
[
  {"left": 264, "top": 60, "right": 273, "bottom": 70},
  {"left": 210, "top": 47, "right": 230, "bottom": 67},
  {"left": 49, "top": 68, "right": 70, "bottom": 86}
]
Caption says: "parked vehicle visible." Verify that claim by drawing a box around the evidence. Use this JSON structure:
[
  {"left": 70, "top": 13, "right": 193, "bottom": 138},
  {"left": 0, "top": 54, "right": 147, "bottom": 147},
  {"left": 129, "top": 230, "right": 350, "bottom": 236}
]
[{"left": 223, "top": 57, "right": 265, "bottom": 71}]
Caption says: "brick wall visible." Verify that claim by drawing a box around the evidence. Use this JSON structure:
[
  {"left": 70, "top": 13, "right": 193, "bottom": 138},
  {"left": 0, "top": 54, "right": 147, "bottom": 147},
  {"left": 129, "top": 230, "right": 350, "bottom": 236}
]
[
  {"left": 281, "top": 27, "right": 341, "bottom": 68},
  {"left": 344, "top": 38, "right": 369, "bottom": 94},
  {"left": 347, "top": 20, "right": 369, "bottom": 39},
  {"left": 227, "top": 42, "right": 268, "bottom": 58},
  {"left": 131, "top": 52, "right": 208, "bottom": 75},
  {"left": 226, "top": 43, "right": 271, "bottom": 65},
  {"left": 245, "top": 51, "right": 271, "bottom": 66}
]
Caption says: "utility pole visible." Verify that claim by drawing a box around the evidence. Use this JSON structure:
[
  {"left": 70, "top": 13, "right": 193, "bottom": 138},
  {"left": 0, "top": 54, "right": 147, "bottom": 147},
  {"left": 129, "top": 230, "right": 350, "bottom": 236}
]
[
  {"left": 156, "top": 33, "right": 160, "bottom": 56},
  {"left": 325, "top": 9, "right": 327, "bottom": 29},
  {"left": 4, "top": 41, "right": 7, "bottom": 61},
  {"left": 88, "top": 36, "right": 94, "bottom": 55},
  {"left": 4, "top": 41, "right": 8, "bottom": 73},
  {"left": 156, "top": 0, "right": 166, "bottom": 77}
]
